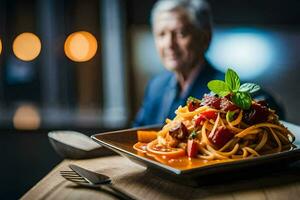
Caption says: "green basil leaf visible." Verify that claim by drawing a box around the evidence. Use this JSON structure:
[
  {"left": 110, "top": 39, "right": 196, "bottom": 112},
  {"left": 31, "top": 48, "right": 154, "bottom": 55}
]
[
  {"left": 239, "top": 83, "right": 261, "bottom": 93},
  {"left": 207, "top": 80, "right": 230, "bottom": 97},
  {"left": 226, "top": 111, "right": 236, "bottom": 122},
  {"left": 225, "top": 68, "right": 240, "bottom": 92},
  {"left": 231, "top": 91, "right": 252, "bottom": 110}
]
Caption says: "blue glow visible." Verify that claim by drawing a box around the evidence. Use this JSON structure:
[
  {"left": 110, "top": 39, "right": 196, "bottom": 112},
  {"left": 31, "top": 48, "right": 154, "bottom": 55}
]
[{"left": 206, "top": 28, "right": 276, "bottom": 79}]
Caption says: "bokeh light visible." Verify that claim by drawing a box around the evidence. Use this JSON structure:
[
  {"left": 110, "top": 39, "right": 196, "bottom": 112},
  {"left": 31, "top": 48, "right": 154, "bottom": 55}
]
[
  {"left": 13, "top": 32, "right": 42, "bottom": 61},
  {"left": 13, "top": 104, "right": 41, "bottom": 130},
  {"left": 64, "top": 31, "right": 98, "bottom": 62},
  {"left": 0, "top": 38, "right": 2, "bottom": 55},
  {"left": 207, "top": 28, "right": 275, "bottom": 79}
]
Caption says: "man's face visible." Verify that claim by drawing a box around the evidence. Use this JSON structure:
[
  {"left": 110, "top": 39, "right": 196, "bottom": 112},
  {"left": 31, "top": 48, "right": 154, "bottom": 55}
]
[{"left": 153, "top": 9, "right": 207, "bottom": 73}]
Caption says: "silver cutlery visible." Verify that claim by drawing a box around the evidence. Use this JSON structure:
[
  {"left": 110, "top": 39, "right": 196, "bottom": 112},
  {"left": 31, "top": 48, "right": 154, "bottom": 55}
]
[{"left": 60, "top": 164, "right": 136, "bottom": 200}]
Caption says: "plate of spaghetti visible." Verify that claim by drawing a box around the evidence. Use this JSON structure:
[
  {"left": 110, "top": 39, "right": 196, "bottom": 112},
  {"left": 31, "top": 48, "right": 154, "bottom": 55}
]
[{"left": 92, "top": 69, "right": 299, "bottom": 179}]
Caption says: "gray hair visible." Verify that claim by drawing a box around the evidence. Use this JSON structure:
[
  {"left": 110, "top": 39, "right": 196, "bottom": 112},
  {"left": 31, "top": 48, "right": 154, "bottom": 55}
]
[{"left": 150, "top": 0, "right": 212, "bottom": 31}]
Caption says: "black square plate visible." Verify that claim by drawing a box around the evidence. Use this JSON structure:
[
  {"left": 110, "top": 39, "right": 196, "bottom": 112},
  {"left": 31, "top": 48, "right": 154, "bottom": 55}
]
[{"left": 91, "top": 121, "right": 300, "bottom": 184}]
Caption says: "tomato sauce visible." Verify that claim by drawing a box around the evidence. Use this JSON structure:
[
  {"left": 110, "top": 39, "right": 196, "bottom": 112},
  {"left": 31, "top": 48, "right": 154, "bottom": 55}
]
[{"left": 133, "top": 142, "right": 235, "bottom": 170}]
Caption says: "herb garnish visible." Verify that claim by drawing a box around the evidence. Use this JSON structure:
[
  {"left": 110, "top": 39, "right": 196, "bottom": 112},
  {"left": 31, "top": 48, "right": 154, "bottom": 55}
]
[
  {"left": 207, "top": 68, "right": 260, "bottom": 110},
  {"left": 189, "top": 130, "right": 198, "bottom": 139},
  {"left": 187, "top": 96, "right": 201, "bottom": 104}
]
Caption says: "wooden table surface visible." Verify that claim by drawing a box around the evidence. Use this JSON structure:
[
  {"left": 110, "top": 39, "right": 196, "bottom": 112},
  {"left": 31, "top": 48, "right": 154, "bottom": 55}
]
[{"left": 21, "top": 154, "right": 300, "bottom": 200}]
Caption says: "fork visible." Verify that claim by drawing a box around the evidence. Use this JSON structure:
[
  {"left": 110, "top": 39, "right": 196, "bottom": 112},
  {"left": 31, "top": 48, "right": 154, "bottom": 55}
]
[{"left": 60, "top": 164, "right": 136, "bottom": 200}]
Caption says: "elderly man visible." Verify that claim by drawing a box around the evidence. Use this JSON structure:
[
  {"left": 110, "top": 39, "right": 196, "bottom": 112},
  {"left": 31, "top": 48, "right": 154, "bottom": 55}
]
[{"left": 134, "top": 0, "right": 283, "bottom": 127}]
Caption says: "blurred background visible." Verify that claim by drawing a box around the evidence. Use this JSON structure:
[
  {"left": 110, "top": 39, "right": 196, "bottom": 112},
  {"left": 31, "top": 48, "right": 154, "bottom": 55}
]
[{"left": 0, "top": 0, "right": 299, "bottom": 198}]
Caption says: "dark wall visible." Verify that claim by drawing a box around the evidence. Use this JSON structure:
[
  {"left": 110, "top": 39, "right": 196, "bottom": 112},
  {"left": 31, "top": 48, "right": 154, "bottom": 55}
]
[{"left": 126, "top": 0, "right": 300, "bottom": 26}]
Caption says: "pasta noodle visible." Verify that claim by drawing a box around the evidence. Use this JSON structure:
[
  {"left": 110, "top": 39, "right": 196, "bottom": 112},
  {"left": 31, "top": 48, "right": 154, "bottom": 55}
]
[{"left": 133, "top": 94, "right": 295, "bottom": 163}]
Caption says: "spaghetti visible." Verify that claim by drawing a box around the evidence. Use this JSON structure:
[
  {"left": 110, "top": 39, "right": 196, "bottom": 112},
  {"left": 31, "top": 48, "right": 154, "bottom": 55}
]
[{"left": 134, "top": 95, "right": 295, "bottom": 162}]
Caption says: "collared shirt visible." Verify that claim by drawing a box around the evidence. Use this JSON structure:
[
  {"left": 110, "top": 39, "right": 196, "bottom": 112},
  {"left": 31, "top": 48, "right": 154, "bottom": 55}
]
[{"left": 180, "top": 64, "right": 202, "bottom": 97}]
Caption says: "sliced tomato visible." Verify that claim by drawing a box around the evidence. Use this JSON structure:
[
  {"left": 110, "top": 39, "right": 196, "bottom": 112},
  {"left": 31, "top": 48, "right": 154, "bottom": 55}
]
[
  {"left": 195, "top": 110, "right": 217, "bottom": 126},
  {"left": 187, "top": 139, "right": 198, "bottom": 157},
  {"left": 146, "top": 140, "right": 185, "bottom": 158}
]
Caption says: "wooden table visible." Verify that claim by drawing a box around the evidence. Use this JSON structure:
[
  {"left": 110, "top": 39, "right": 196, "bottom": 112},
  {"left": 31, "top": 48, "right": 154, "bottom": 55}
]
[{"left": 22, "top": 154, "right": 300, "bottom": 200}]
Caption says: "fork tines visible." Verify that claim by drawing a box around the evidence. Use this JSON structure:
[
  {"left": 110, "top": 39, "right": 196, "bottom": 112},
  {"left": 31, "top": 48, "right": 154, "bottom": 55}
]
[
  {"left": 60, "top": 169, "right": 136, "bottom": 200},
  {"left": 60, "top": 170, "right": 89, "bottom": 183},
  {"left": 60, "top": 170, "right": 80, "bottom": 176}
]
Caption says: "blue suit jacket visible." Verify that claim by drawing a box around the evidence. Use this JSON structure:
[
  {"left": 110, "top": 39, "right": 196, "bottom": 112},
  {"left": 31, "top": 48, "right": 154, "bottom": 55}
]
[{"left": 133, "top": 62, "right": 284, "bottom": 127}]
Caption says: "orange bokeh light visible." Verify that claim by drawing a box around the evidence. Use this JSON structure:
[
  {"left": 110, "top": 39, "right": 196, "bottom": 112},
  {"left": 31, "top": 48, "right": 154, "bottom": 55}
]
[
  {"left": 13, "top": 32, "right": 41, "bottom": 61},
  {"left": 0, "top": 39, "right": 2, "bottom": 55},
  {"left": 64, "top": 31, "right": 98, "bottom": 62},
  {"left": 13, "top": 104, "right": 41, "bottom": 130}
]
